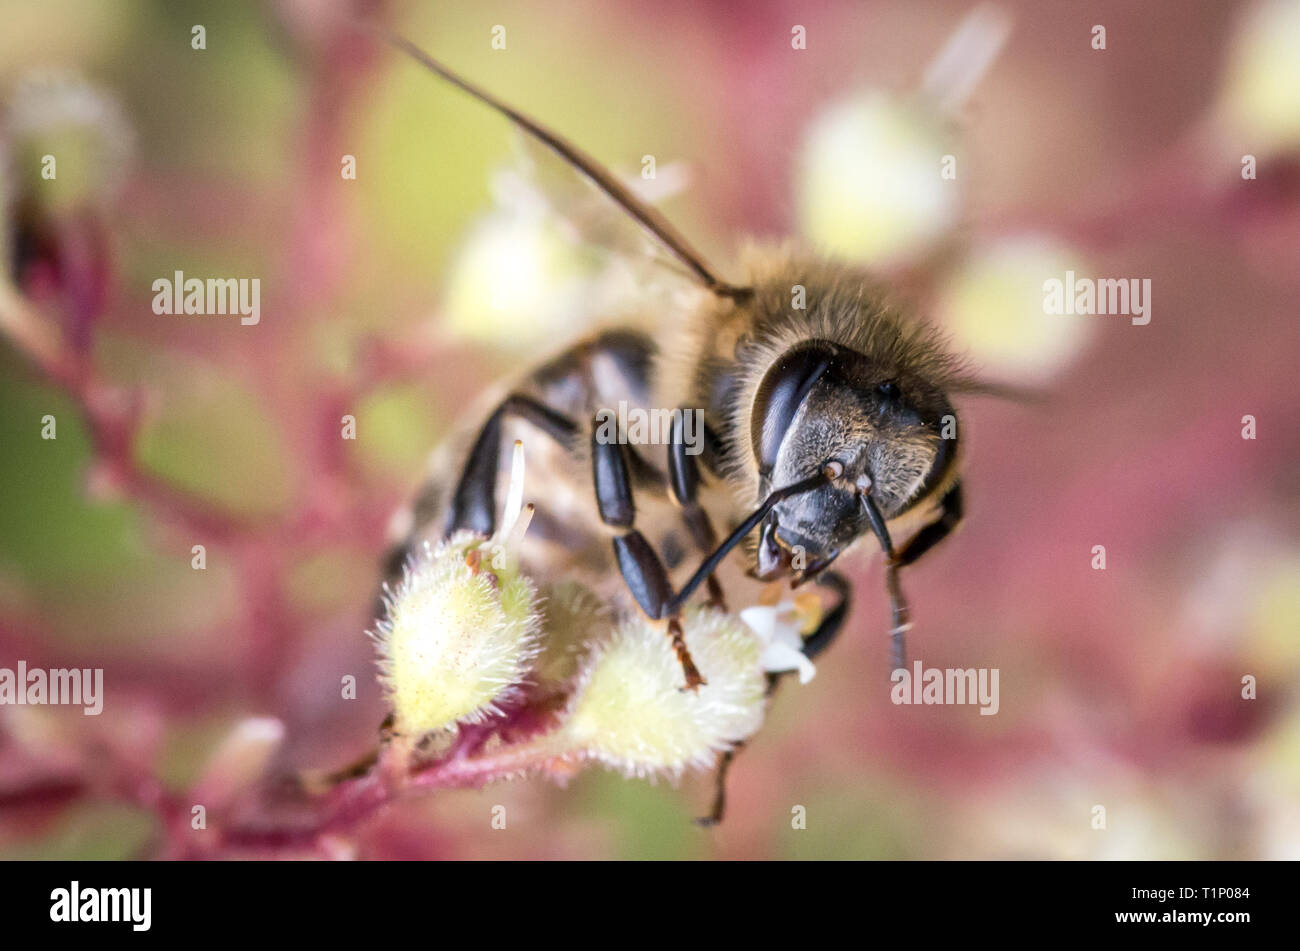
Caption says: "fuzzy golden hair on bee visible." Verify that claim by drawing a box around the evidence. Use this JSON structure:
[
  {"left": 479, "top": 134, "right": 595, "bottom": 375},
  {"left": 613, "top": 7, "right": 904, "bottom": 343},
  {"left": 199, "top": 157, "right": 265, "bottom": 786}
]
[{"left": 656, "top": 246, "right": 970, "bottom": 510}]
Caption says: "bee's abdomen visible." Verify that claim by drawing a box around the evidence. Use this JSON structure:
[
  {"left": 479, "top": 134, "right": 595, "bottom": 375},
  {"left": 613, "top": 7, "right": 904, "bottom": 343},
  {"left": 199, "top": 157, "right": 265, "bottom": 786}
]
[{"left": 382, "top": 327, "right": 665, "bottom": 595}]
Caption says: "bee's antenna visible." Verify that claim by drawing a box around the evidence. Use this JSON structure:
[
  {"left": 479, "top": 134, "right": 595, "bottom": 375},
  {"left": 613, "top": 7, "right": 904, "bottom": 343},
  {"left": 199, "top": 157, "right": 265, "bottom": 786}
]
[
  {"left": 859, "top": 491, "right": 895, "bottom": 561},
  {"left": 667, "top": 470, "right": 828, "bottom": 615},
  {"left": 367, "top": 27, "right": 751, "bottom": 300}
]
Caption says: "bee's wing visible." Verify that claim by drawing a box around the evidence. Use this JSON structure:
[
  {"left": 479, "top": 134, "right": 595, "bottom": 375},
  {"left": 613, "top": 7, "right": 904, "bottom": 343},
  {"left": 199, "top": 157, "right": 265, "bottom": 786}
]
[{"left": 504, "top": 131, "right": 708, "bottom": 291}]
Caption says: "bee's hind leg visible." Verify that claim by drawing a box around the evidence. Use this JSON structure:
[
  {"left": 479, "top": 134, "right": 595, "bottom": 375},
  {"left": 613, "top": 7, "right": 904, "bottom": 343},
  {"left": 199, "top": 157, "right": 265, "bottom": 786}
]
[{"left": 445, "top": 393, "right": 580, "bottom": 537}]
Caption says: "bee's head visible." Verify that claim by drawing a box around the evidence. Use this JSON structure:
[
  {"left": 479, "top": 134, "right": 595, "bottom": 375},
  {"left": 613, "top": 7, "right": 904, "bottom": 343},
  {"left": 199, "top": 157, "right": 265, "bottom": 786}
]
[{"left": 750, "top": 340, "right": 957, "bottom": 580}]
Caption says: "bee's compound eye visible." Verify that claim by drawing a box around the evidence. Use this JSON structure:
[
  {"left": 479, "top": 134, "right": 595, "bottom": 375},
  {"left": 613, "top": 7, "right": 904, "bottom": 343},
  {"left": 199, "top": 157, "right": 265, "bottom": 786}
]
[{"left": 877, "top": 381, "right": 900, "bottom": 400}]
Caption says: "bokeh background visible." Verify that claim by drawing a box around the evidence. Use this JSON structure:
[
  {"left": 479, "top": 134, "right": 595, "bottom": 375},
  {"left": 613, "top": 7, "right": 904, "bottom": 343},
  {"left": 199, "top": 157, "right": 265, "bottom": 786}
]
[{"left": 1, "top": 0, "right": 1298, "bottom": 859}]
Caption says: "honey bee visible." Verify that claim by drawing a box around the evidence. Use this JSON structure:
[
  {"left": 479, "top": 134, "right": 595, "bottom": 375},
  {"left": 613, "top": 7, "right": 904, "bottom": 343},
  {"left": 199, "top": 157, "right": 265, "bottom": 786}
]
[{"left": 380, "top": 33, "right": 1001, "bottom": 707}]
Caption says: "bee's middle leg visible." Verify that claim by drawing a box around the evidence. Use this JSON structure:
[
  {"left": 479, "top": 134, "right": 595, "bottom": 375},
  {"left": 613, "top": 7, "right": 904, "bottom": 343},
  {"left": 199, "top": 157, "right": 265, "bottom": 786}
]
[
  {"left": 893, "top": 482, "right": 963, "bottom": 568},
  {"left": 667, "top": 410, "right": 727, "bottom": 610}
]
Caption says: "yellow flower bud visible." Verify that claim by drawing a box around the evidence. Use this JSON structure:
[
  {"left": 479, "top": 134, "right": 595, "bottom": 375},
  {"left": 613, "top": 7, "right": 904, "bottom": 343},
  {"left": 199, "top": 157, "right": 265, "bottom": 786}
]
[
  {"left": 556, "top": 609, "right": 768, "bottom": 779},
  {"left": 935, "top": 237, "right": 1093, "bottom": 383},
  {"left": 798, "top": 93, "right": 956, "bottom": 266},
  {"left": 4, "top": 71, "right": 133, "bottom": 211},
  {"left": 534, "top": 582, "right": 611, "bottom": 689},
  {"left": 371, "top": 531, "right": 541, "bottom": 737},
  {"left": 1217, "top": 0, "right": 1300, "bottom": 156}
]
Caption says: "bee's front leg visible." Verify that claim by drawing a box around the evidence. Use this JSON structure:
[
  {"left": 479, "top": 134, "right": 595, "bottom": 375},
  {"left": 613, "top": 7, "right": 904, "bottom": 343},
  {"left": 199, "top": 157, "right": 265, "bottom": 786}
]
[
  {"left": 877, "top": 481, "right": 961, "bottom": 671},
  {"left": 893, "top": 482, "right": 963, "bottom": 567},
  {"left": 697, "top": 571, "right": 849, "bottom": 826}
]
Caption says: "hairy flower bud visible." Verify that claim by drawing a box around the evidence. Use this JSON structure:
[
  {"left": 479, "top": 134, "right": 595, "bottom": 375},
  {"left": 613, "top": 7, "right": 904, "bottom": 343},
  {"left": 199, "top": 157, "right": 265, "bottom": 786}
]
[
  {"left": 555, "top": 609, "right": 767, "bottom": 779},
  {"left": 372, "top": 532, "right": 541, "bottom": 737},
  {"left": 1217, "top": 0, "right": 1300, "bottom": 155},
  {"left": 3, "top": 70, "right": 133, "bottom": 211},
  {"left": 371, "top": 441, "right": 541, "bottom": 737},
  {"left": 799, "top": 93, "right": 956, "bottom": 266},
  {"left": 534, "top": 581, "right": 611, "bottom": 689}
]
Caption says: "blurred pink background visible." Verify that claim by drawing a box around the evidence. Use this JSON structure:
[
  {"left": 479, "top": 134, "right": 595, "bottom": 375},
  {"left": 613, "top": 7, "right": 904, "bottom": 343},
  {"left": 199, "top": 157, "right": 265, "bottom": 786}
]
[{"left": 0, "top": 0, "right": 1297, "bottom": 858}]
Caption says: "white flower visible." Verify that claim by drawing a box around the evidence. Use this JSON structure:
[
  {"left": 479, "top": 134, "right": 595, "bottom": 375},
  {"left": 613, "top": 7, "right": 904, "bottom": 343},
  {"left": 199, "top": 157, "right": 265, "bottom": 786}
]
[{"left": 739, "top": 602, "right": 817, "bottom": 685}]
